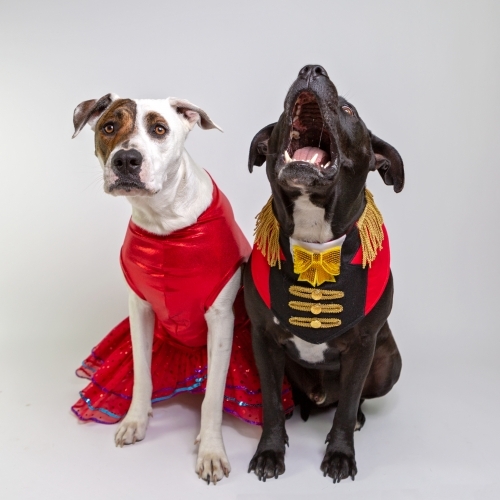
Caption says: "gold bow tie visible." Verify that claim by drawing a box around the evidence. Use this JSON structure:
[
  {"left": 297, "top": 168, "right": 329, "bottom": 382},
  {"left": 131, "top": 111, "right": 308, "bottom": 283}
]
[{"left": 292, "top": 245, "right": 342, "bottom": 287}]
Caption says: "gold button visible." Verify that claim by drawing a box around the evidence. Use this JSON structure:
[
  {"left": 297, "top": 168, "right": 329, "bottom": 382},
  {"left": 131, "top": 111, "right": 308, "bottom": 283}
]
[
  {"left": 311, "top": 289, "right": 322, "bottom": 300},
  {"left": 311, "top": 319, "right": 321, "bottom": 328},
  {"left": 310, "top": 304, "right": 322, "bottom": 315}
]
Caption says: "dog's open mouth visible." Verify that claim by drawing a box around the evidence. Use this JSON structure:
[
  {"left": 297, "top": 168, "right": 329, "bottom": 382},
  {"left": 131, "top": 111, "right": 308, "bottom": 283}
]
[{"left": 283, "top": 92, "right": 337, "bottom": 172}]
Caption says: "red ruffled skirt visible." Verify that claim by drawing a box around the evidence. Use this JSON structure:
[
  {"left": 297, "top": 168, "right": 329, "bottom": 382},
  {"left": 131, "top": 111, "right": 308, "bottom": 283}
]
[{"left": 72, "top": 298, "right": 294, "bottom": 426}]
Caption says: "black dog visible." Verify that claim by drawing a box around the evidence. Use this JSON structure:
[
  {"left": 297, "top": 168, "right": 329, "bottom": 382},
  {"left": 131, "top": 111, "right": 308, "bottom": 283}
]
[{"left": 244, "top": 65, "right": 404, "bottom": 483}]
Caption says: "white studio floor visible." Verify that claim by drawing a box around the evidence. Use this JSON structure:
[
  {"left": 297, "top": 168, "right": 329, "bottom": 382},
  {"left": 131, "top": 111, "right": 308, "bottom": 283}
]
[{"left": 1, "top": 327, "right": 498, "bottom": 500}]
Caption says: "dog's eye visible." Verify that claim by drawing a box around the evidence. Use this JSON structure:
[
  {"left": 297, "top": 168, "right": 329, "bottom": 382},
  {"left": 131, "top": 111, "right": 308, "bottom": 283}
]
[
  {"left": 154, "top": 125, "right": 167, "bottom": 135},
  {"left": 342, "top": 106, "right": 354, "bottom": 116},
  {"left": 103, "top": 123, "right": 115, "bottom": 134}
]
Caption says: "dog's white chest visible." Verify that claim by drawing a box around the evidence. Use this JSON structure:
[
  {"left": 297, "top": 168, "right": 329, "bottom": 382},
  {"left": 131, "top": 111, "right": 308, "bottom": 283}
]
[
  {"left": 292, "top": 194, "right": 333, "bottom": 243},
  {"left": 288, "top": 336, "right": 328, "bottom": 364},
  {"left": 287, "top": 194, "right": 335, "bottom": 363}
]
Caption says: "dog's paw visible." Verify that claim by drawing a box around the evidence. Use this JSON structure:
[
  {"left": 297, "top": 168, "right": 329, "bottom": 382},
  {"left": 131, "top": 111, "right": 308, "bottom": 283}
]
[
  {"left": 355, "top": 408, "right": 366, "bottom": 431},
  {"left": 114, "top": 408, "right": 152, "bottom": 447},
  {"left": 248, "top": 449, "right": 285, "bottom": 481},
  {"left": 195, "top": 438, "right": 231, "bottom": 485},
  {"left": 320, "top": 451, "right": 357, "bottom": 483}
]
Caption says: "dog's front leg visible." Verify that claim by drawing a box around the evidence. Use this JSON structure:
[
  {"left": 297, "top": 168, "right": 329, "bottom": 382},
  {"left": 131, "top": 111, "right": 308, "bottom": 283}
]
[
  {"left": 115, "top": 287, "right": 155, "bottom": 447},
  {"left": 248, "top": 327, "right": 288, "bottom": 481},
  {"left": 321, "top": 329, "right": 377, "bottom": 483},
  {"left": 195, "top": 270, "right": 241, "bottom": 484}
]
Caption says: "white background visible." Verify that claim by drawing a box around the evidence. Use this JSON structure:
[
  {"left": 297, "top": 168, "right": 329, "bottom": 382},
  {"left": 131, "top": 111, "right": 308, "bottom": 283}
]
[{"left": 1, "top": 0, "right": 499, "bottom": 498}]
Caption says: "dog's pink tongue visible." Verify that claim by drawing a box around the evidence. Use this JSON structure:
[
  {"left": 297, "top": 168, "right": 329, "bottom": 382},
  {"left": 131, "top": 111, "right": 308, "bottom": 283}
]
[{"left": 292, "top": 147, "right": 328, "bottom": 165}]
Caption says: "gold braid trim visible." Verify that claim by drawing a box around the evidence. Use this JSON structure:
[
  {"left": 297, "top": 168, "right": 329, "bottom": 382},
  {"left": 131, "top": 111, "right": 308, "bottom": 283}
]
[
  {"left": 254, "top": 196, "right": 281, "bottom": 269},
  {"left": 289, "top": 317, "right": 342, "bottom": 329},
  {"left": 356, "top": 189, "right": 384, "bottom": 269},
  {"left": 289, "top": 286, "right": 344, "bottom": 300},
  {"left": 289, "top": 301, "right": 343, "bottom": 314},
  {"left": 254, "top": 189, "right": 384, "bottom": 270}
]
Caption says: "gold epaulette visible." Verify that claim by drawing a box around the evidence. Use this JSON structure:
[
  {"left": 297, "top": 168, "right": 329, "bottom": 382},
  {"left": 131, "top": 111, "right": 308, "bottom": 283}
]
[
  {"left": 356, "top": 189, "right": 384, "bottom": 268},
  {"left": 254, "top": 196, "right": 281, "bottom": 268}
]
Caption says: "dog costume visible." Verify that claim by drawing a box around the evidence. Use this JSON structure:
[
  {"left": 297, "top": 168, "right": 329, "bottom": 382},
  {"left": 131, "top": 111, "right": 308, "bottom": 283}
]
[
  {"left": 72, "top": 180, "right": 293, "bottom": 425},
  {"left": 250, "top": 190, "right": 390, "bottom": 344}
]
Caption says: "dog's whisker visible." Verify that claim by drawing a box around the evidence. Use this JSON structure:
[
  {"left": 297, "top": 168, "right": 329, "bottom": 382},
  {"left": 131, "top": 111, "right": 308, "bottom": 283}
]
[
  {"left": 82, "top": 176, "right": 104, "bottom": 193},
  {"left": 340, "top": 90, "right": 353, "bottom": 100}
]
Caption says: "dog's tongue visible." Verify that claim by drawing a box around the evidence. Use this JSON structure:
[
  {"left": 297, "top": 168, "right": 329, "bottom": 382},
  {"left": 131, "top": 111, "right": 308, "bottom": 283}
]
[{"left": 292, "top": 147, "right": 328, "bottom": 165}]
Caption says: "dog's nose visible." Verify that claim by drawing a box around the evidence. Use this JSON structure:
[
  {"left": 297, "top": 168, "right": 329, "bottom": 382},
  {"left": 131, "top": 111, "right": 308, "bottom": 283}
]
[
  {"left": 112, "top": 149, "right": 143, "bottom": 176},
  {"left": 298, "top": 65, "right": 329, "bottom": 81}
]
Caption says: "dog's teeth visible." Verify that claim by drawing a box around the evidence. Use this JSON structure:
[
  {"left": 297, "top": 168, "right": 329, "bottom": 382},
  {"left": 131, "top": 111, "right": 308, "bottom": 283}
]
[
  {"left": 310, "top": 153, "right": 318, "bottom": 164},
  {"left": 291, "top": 130, "right": 300, "bottom": 140},
  {"left": 324, "top": 161, "right": 331, "bottom": 168},
  {"left": 285, "top": 151, "right": 292, "bottom": 163}
]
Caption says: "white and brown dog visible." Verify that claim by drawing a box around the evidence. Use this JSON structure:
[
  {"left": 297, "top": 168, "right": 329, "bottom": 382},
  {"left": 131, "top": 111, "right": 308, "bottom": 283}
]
[{"left": 72, "top": 94, "right": 246, "bottom": 484}]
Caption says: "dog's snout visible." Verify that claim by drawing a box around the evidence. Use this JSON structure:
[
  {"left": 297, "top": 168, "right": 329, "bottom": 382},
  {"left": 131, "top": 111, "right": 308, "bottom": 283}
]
[
  {"left": 298, "top": 65, "right": 329, "bottom": 81},
  {"left": 112, "top": 149, "right": 143, "bottom": 176}
]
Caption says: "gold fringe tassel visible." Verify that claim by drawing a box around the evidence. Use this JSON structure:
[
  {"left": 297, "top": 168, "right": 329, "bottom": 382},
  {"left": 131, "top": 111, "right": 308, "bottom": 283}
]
[
  {"left": 254, "top": 196, "right": 281, "bottom": 269},
  {"left": 356, "top": 189, "right": 384, "bottom": 268},
  {"left": 254, "top": 189, "right": 384, "bottom": 270}
]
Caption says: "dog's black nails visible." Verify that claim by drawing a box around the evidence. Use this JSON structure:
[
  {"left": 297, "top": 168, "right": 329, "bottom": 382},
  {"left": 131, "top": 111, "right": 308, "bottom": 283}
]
[
  {"left": 206, "top": 474, "right": 210, "bottom": 485},
  {"left": 263, "top": 475, "right": 266, "bottom": 482}
]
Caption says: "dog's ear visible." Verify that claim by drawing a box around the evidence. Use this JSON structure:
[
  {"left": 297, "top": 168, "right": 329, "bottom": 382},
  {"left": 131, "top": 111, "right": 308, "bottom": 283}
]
[
  {"left": 169, "top": 98, "right": 222, "bottom": 132},
  {"left": 370, "top": 133, "right": 405, "bottom": 193},
  {"left": 72, "top": 93, "right": 118, "bottom": 138},
  {"left": 248, "top": 123, "right": 276, "bottom": 173}
]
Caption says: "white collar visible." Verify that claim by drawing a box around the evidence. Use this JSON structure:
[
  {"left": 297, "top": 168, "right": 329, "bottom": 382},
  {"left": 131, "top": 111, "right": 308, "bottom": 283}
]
[{"left": 289, "top": 234, "right": 346, "bottom": 257}]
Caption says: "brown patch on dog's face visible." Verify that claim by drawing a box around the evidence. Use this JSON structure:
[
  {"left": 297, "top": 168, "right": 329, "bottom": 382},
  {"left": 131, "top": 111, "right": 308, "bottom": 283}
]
[
  {"left": 144, "top": 111, "right": 169, "bottom": 140},
  {"left": 95, "top": 99, "right": 137, "bottom": 163}
]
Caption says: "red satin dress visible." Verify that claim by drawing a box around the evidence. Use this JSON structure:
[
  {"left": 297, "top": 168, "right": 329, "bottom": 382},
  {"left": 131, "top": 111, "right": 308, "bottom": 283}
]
[{"left": 72, "top": 181, "right": 293, "bottom": 425}]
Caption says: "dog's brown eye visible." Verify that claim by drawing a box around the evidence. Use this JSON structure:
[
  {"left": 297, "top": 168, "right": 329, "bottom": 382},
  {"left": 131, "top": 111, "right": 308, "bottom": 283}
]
[
  {"left": 103, "top": 123, "right": 114, "bottom": 134},
  {"left": 154, "top": 125, "right": 166, "bottom": 135},
  {"left": 342, "top": 106, "right": 354, "bottom": 116}
]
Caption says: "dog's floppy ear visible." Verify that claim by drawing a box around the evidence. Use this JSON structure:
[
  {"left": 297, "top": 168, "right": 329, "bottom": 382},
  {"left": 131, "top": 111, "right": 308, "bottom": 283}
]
[
  {"left": 72, "top": 93, "right": 118, "bottom": 138},
  {"left": 248, "top": 123, "right": 276, "bottom": 173},
  {"left": 169, "top": 98, "right": 222, "bottom": 132},
  {"left": 370, "top": 133, "right": 405, "bottom": 193}
]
